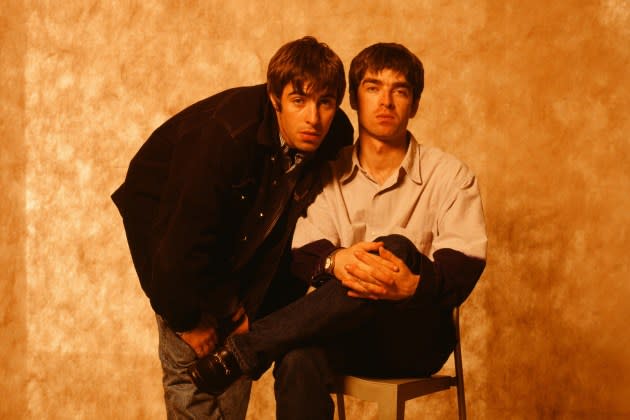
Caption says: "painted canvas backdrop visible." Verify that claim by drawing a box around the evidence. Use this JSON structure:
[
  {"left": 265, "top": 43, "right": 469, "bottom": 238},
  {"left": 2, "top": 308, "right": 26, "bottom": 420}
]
[{"left": 2, "top": 1, "right": 629, "bottom": 418}]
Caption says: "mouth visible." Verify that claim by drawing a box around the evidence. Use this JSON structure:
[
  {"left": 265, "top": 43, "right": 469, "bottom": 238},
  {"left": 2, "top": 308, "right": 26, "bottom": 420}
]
[
  {"left": 300, "top": 131, "right": 322, "bottom": 140},
  {"left": 376, "top": 114, "right": 395, "bottom": 120}
]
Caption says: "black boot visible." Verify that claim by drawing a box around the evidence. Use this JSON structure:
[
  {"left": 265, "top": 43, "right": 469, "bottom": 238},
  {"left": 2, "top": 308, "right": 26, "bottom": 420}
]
[{"left": 189, "top": 347, "right": 242, "bottom": 396}]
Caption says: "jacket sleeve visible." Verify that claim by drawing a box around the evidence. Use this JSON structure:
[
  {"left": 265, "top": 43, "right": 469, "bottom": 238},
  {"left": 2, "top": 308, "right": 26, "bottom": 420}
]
[
  {"left": 150, "top": 121, "right": 241, "bottom": 331},
  {"left": 412, "top": 166, "right": 487, "bottom": 308},
  {"left": 290, "top": 239, "right": 338, "bottom": 286},
  {"left": 290, "top": 168, "right": 341, "bottom": 286}
]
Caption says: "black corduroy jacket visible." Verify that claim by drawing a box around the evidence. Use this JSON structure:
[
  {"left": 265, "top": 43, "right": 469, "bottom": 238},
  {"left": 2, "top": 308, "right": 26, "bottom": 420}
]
[{"left": 112, "top": 84, "right": 353, "bottom": 331}]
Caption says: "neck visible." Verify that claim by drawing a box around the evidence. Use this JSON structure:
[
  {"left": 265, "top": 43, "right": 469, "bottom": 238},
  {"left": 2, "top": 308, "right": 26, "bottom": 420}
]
[{"left": 357, "top": 133, "right": 409, "bottom": 185}]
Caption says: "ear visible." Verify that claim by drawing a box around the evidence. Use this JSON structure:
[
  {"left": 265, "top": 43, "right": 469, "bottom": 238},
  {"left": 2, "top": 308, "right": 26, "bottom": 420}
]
[
  {"left": 269, "top": 92, "right": 281, "bottom": 111},
  {"left": 349, "top": 91, "right": 358, "bottom": 111},
  {"left": 410, "top": 99, "right": 420, "bottom": 118}
]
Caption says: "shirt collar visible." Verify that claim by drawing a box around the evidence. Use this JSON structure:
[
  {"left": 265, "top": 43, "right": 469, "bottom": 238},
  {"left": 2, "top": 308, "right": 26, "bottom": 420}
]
[
  {"left": 340, "top": 131, "right": 423, "bottom": 185},
  {"left": 338, "top": 146, "right": 361, "bottom": 184},
  {"left": 279, "top": 131, "right": 306, "bottom": 171},
  {"left": 401, "top": 133, "right": 423, "bottom": 185},
  {"left": 279, "top": 130, "right": 288, "bottom": 149}
]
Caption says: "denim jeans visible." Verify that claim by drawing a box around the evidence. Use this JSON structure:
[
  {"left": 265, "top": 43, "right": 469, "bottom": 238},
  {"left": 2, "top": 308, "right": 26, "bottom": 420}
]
[
  {"left": 156, "top": 314, "right": 251, "bottom": 419},
  {"left": 272, "top": 347, "right": 336, "bottom": 420},
  {"left": 227, "top": 234, "right": 455, "bottom": 419}
]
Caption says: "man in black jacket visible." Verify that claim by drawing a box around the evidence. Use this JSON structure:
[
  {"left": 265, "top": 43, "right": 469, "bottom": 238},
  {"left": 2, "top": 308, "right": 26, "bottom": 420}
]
[{"left": 111, "top": 37, "right": 352, "bottom": 419}]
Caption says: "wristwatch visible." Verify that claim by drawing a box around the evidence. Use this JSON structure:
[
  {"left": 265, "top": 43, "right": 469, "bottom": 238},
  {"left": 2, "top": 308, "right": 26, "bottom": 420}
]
[{"left": 324, "top": 249, "right": 340, "bottom": 275}]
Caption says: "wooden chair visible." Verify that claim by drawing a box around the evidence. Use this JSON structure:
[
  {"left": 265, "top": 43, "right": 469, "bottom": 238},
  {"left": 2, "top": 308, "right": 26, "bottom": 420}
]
[{"left": 334, "top": 306, "right": 466, "bottom": 420}]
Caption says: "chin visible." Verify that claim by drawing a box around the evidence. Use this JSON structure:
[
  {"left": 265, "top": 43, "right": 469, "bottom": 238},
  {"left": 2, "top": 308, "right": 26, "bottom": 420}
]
[
  {"left": 298, "top": 143, "right": 321, "bottom": 153},
  {"left": 301, "top": 145, "right": 319, "bottom": 153}
]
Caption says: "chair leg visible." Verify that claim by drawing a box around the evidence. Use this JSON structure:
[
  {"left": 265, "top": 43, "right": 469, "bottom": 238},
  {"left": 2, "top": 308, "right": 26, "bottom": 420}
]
[
  {"left": 456, "top": 378, "right": 466, "bottom": 420},
  {"left": 453, "top": 306, "right": 467, "bottom": 420},
  {"left": 377, "top": 398, "right": 404, "bottom": 420},
  {"left": 336, "top": 392, "right": 346, "bottom": 420}
]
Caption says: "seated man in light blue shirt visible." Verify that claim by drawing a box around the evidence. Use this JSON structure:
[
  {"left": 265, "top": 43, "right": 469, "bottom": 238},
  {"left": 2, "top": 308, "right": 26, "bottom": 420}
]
[{"left": 190, "top": 42, "right": 487, "bottom": 420}]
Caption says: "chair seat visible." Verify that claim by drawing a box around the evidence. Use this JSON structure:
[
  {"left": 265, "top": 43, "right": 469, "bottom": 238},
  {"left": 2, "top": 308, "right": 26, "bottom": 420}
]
[{"left": 338, "top": 375, "right": 457, "bottom": 402}]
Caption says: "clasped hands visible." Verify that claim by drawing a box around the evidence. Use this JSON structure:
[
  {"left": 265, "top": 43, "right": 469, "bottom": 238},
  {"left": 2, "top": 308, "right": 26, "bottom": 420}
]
[{"left": 332, "top": 241, "right": 420, "bottom": 301}]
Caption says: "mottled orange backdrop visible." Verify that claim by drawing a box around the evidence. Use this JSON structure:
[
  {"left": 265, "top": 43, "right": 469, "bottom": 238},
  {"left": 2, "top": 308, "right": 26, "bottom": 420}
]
[{"left": 1, "top": 1, "right": 628, "bottom": 419}]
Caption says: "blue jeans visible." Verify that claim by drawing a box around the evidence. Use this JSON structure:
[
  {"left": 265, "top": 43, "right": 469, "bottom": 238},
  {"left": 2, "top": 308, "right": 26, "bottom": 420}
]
[
  {"left": 272, "top": 347, "right": 335, "bottom": 420},
  {"left": 227, "top": 235, "right": 454, "bottom": 419},
  {"left": 156, "top": 314, "right": 251, "bottom": 419}
]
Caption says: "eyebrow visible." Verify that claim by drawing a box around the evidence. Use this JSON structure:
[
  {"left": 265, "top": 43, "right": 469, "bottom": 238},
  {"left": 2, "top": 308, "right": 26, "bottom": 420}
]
[
  {"left": 392, "top": 82, "right": 412, "bottom": 90},
  {"left": 362, "top": 78, "right": 411, "bottom": 90},
  {"left": 288, "top": 89, "right": 336, "bottom": 100},
  {"left": 288, "top": 88, "right": 307, "bottom": 96},
  {"left": 362, "top": 78, "right": 383, "bottom": 86}
]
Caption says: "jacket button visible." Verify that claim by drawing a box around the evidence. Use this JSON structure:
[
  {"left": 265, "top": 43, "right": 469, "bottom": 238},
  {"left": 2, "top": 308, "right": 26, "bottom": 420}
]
[
  {"left": 258, "top": 212, "right": 264, "bottom": 218},
  {"left": 270, "top": 155, "right": 276, "bottom": 162},
  {"left": 272, "top": 180, "right": 278, "bottom": 187},
  {"left": 241, "top": 235, "right": 248, "bottom": 242},
  {"left": 240, "top": 194, "right": 246, "bottom": 201}
]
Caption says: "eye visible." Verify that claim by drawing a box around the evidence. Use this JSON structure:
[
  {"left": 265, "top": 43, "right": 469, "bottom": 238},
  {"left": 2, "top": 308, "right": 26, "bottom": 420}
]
[
  {"left": 319, "top": 98, "right": 336, "bottom": 109},
  {"left": 365, "top": 85, "right": 378, "bottom": 93},
  {"left": 394, "top": 88, "right": 410, "bottom": 97},
  {"left": 291, "top": 96, "right": 305, "bottom": 105}
]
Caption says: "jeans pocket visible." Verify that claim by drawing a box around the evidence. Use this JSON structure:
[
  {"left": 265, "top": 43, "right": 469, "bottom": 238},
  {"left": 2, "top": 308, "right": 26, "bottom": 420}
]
[{"left": 156, "top": 314, "right": 197, "bottom": 369}]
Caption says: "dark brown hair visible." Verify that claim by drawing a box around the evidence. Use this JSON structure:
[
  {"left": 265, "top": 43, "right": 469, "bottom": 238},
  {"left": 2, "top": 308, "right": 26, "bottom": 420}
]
[
  {"left": 349, "top": 43, "right": 424, "bottom": 107},
  {"left": 267, "top": 36, "right": 346, "bottom": 109}
]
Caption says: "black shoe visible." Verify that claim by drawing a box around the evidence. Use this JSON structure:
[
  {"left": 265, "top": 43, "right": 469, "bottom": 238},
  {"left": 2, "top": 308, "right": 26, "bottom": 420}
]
[{"left": 189, "top": 347, "right": 242, "bottom": 396}]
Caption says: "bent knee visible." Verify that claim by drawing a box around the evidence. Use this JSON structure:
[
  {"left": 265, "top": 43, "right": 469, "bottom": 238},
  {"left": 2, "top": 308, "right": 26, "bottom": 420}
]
[
  {"left": 373, "top": 234, "right": 419, "bottom": 264},
  {"left": 373, "top": 234, "right": 415, "bottom": 252}
]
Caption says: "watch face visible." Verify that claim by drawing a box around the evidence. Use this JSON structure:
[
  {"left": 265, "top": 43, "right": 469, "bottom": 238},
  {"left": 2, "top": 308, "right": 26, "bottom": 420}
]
[{"left": 325, "top": 256, "right": 333, "bottom": 272}]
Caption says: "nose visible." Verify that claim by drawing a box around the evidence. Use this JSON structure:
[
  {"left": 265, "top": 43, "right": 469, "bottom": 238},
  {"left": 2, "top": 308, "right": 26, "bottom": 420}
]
[
  {"left": 305, "top": 101, "right": 321, "bottom": 125},
  {"left": 380, "top": 91, "right": 394, "bottom": 109}
]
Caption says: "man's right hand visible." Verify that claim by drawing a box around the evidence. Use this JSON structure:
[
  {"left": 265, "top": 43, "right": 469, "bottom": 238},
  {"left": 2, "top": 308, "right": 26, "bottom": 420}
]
[{"left": 178, "top": 323, "right": 218, "bottom": 358}]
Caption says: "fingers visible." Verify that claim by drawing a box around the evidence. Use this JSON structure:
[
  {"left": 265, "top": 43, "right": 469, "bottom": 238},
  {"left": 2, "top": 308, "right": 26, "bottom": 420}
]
[
  {"left": 230, "top": 315, "right": 249, "bottom": 336},
  {"left": 194, "top": 334, "right": 218, "bottom": 357},
  {"left": 346, "top": 252, "right": 398, "bottom": 287},
  {"left": 377, "top": 246, "right": 404, "bottom": 267},
  {"left": 345, "top": 263, "right": 391, "bottom": 288},
  {"left": 180, "top": 328, "right": 218, "bottom": 358},
  {"left": 335, "top": 242, "right": 386, "bottom": 277},
  {"left": 194, "top": 342, "right": 212, "bottom": 358},
  {"left": 354, "top": 249, "right": 399, "bottom": 273},
  {"left": 340, "top": 274, "right": 386, "bottom": 299},
  {"left": 231, "top": 306, "right": 246, "bottom": 322},
  {"left": 354, "top": 241, "right": 384, "bottom": 252}
]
